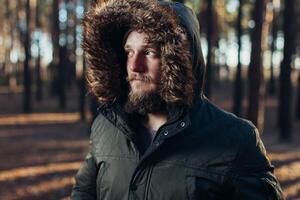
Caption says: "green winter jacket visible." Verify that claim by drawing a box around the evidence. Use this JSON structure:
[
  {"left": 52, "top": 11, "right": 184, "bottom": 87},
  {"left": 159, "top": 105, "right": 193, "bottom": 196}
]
[{"left": 71, "top": 0, "right": 284, "bottom": 199}]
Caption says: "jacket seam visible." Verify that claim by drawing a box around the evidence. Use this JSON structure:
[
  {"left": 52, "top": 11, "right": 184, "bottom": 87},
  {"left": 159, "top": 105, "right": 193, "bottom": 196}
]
[
  {"left": 92, "top": 154, "right": 137, "bottom": 160},
  {"left": 144, "top": 166, "right": 154, "bottom": 200}
]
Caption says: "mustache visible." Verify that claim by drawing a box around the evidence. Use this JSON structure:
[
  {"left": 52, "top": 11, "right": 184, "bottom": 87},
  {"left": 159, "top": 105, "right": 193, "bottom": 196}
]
[{"left": 126, "top": 74, "right": 154, "bottom": 83}]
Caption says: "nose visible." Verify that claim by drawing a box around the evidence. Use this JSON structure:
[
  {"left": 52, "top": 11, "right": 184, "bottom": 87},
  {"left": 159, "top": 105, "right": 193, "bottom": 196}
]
[{"left": 128, "top": 53, "right": 145, "bottom": 73}]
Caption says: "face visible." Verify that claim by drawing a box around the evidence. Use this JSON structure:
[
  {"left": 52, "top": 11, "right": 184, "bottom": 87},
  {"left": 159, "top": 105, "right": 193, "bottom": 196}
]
[{"left": 124, "top": 31, "right": 161, "bottom": 96}]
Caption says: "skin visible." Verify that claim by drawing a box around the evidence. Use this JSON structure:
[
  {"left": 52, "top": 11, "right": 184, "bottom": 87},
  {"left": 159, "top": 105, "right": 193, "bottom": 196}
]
[{"left": 124, "top": 31, "right": 167, "bottom": 131}]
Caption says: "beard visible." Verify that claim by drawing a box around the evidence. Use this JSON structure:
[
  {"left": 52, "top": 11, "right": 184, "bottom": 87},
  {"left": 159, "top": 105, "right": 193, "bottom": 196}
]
[{"left": 125, "top": 74, "right": 165, "bottom": 115}]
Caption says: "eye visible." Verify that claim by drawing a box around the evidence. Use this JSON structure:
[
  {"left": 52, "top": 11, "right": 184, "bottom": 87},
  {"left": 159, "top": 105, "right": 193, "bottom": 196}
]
[
  {"left": 145, "top": 49, "right": 158, "bottom": 57},
  {"left": 125, "top": 49, "right": 134, "bottom": 57}
]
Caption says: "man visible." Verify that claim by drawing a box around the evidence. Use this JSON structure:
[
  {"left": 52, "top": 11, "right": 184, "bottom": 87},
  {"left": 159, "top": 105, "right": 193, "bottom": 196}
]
[{"left": 72, "top": 0, "right": 284, "bottom": 199}]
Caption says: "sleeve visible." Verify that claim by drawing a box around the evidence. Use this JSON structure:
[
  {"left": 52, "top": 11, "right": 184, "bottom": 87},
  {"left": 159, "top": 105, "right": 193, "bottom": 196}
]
[
  {"left": 227, "top": 127, "right": 284, "bottom": 200},
  {"left": 71, "top": 114, "right": 102, "bottom": 200},
  {"left": 71, "top": 151, "right": 98, "bottom": 200}
]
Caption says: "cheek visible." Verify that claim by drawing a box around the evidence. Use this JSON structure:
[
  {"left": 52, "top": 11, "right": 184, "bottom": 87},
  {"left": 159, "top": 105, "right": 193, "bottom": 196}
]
[
  {"left": 126, "top": 60, "right": 131, "bottom": 73},
  {"left": 149, "top": 61, "right": 161, "bottom": 80}
]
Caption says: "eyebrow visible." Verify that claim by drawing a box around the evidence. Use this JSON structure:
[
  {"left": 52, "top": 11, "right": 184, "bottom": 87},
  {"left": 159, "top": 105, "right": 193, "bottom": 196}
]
[{"left": 124, "top": 44, "right": 157, "bottom": 50}]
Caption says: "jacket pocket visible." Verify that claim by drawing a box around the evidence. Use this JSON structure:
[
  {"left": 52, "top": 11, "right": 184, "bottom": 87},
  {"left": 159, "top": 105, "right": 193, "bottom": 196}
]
[
  {"left": 186, "top": 173, "right": 224, "bottom": 200},
  {"left": 259, "top": 177, "right": 284, "bottom": 200}
]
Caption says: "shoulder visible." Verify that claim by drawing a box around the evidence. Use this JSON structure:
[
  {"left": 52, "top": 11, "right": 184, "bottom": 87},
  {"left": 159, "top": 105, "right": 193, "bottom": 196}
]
[
  {"left": 189, "top": 97, "right": 272, "bottom": 171},
  {"left": 90, "top": 112, "right": 108, "bottom": 135},
  {"left": 192, "top": 97, "right": 256, "bottom": 138},
  {"left": 190, "top": 97, "right": 266, "bottom": 158},
  {"left": 89, "top": 111, "right": 117, "bottom": 145}
]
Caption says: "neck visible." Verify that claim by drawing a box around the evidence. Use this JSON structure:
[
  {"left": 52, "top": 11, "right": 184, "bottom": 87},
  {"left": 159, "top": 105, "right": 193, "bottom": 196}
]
[{"left": 143, "top": 112, "right": 168, "bottom": 132}]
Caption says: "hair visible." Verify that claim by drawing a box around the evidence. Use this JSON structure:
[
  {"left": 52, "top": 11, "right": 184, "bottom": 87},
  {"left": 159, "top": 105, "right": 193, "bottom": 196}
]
[{"left": 82, "top": 0, "right": 196, "bottom": 107}]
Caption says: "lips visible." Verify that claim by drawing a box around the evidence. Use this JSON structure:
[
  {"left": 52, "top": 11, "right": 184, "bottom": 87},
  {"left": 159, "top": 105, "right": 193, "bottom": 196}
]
[
  {"left": 131, "top": 78, "right": 146, "bottom": 82},
  {"left": 127, "top": 75, "right": 152, "bottom": 83}
]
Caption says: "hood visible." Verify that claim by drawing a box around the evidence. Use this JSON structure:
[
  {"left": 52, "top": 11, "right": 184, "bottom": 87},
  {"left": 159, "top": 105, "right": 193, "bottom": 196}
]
[{"left": 82, "top": 0, "right": 206, "bottom": 108}]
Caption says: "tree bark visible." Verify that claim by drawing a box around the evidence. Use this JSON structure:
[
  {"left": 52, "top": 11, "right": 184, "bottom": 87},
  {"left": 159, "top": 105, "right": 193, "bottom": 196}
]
[
  {"left": 51, "top": 0, "right": 60, "bottom": 97},
  {"left": 279, "top": 0, "right": 295, "bottom": 141},
  {"left": 52, "top": 0, "right": 67, "bottom": 108},
  {"left": 58, "top": 44, "right": 67, "bottom": 109},
  {"left": 23, "top": 0, "right": 32, "bottom": 113},
  {"left": 247, "top": 0, "right": 267, "bottom": 131},
  {"left": 268, "top": 4, "right": 279, "bottom": 96},
  {"left": 233, "top": 0, "right": 243, "bottom": 117}
]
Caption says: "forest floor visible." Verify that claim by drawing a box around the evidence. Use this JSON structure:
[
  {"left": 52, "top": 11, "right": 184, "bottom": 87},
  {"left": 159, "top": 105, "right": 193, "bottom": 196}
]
[{"left": 0, "top": 81, "right": 299, "bottom": 200}]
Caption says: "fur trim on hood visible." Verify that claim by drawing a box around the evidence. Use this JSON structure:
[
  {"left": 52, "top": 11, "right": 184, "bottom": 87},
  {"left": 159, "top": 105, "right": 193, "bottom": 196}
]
[{"left": 82, "top": 0, "right": 205, "bottom": 108}]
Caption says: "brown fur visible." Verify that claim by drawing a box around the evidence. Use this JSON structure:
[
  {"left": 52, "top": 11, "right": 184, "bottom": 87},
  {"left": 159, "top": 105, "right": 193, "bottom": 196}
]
[{"left": 82, "top": 0, "right": 196, "bottom": 107}]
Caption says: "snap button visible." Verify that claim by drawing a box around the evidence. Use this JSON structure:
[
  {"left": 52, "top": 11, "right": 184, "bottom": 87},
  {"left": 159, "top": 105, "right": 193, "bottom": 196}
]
[
  {"left": 180, "top": 121, "right": 186, "bottom": 127},
  {"left": 163, "top": 130, "right": 169, "bottom": 136},
  {"left": 154, "top": 141, "right": 160, "bottom": 146}
]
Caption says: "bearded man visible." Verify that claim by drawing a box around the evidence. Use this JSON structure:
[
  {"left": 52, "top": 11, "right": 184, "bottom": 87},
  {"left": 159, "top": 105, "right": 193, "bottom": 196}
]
[{"left": 71, "top": 0, "right": 284, "bottom": 199}]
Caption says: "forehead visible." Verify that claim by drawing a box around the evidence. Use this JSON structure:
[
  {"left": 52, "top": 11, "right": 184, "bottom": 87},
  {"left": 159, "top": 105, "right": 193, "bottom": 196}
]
[{"left": 124, "top": 31, "right": 149, "bottom": 47}]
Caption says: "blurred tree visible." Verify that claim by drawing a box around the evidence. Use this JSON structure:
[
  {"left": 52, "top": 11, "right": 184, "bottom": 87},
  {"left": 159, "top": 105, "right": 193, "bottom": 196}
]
[
  {"left": 72, "top": 0, "right": 78, "bottom": 85},
  {"left": 79, "top": 0, "right": 89, "bottom": 120},
  {"left": 268, "top": 1, "right": 279, "bottom": 96},
  {"left": 23, "top": 0, "right": 32, "bottom": 113},
  {"left": 58, "top": 44, "right": 67, "bottom": 109},
  {"left": 4, "top": 0, "right": 18, "bottom": 92},
  {"left": 247, "top": 0, "right": 268, "bottom": 131},
  {"left": 51, "top": 0, "right": 67, "bottom": 109},
  {"left": 35, "top": 0, "right": 43, "bottom": 101},
  {"left": 296, "top": 73, "right": 300, "bottom": 119},
  {"left": 51, "top": 0, "right": 60, "bottom": 96},
  {"left": 203, "top": 0, "right": 213, "bottom": 98},
  {"left": 295, "top": 0, "right": 300, "bottom": 120},
  {"left": 65, "top": 0, "right": 77, "bottom": 87},
  {"left": 279, "top": 0, "right": 295, "bottom": 141},
  {"left": 4, "top": 0, "right": 11, "bottom": 87},
  {"left": 79, "top": 55, "right": 87, "bottom": 120},
  {"left": 233, "top": 0, "right": 244, "bottom": 117}
]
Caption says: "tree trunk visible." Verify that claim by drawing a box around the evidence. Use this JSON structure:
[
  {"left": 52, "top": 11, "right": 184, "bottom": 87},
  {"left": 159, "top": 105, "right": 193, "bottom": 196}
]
[
  {"left": 51, "top": 0, "right": 60, "bottom": 96},
  {"left": 268, "top": 4, "right": 279, "bottom": 96},
  {"left": 35, "top": 0, "right": 43, "bottom": 101},
  {"left": 279, "top": 0, "right": 295, "bottom": 141},
  {"left": 58, "top": 45, "right": 67, "bottom": 109},
  {"left": 233, "top": 0, "right": 243, "bottom": 117},
  {"left": 296, "top": 73, "right": 300, "bottom": 119},
  {"left": 52, "top": 0, "right": 66, "bottom": 108},
  {"left": 79, "top": 0, "right": 89, "bottom": 121},
  {"left": 247, "top": 0, "right": 267, "bottom": 131},
  {"left": 79, "top": 55, "right": 87, "bottom": 120},
  {"left": 5, "top": 0, "right": 17, "bottom": 92},
  {"left": 72, "top": 0, "right": 78, "bottom": 85},
  {"left": 23, "top": 0, "right": 32, "bottom": 113},
  {"left": 65, "top": 0, "right": 76, "bottom": 87},
  {"left": 4, "top": 0, "right": 10, "bottom": 82},
  {"left": 204, "top": 0, "right": 213, "bottom": 98}
]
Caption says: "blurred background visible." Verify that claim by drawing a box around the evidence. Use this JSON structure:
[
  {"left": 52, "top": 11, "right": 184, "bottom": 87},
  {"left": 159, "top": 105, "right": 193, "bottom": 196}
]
[{"left": 0, "top": 0, "right": 299, "bottom": 199}]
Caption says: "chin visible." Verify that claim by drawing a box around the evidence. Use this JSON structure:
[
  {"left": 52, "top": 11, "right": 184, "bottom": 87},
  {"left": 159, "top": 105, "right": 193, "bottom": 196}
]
[
  {"left": 130, "top": 84, "right": 157, "bottom": 95},
  {"left": 131, "top": 89, "right": 155, "bottom": 97}
]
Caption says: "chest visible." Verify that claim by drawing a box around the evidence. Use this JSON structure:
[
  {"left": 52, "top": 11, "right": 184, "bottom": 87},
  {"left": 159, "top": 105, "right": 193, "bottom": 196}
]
[{"left": 91, "top": 122, "right": 236, "bottom": 200}]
